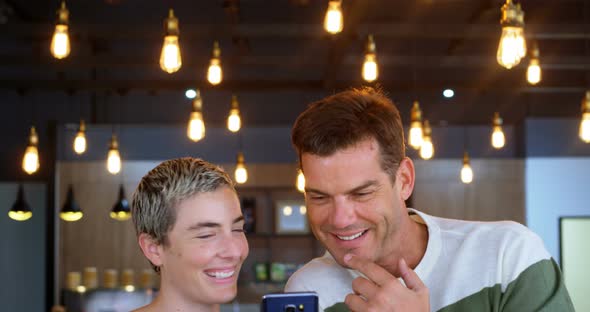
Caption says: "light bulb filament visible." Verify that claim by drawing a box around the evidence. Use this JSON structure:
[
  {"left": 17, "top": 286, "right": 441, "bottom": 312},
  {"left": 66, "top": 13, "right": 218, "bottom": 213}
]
[
  {"left": 324, "top": 1, "right": 343, "bottom": 34},
  {"left": 74, "top": 130, "right": 87, "bottom": 154},
  {"left": 188, "top": 112, "right": 205, "bottom": 142},
  {"left": 51, "top": 24, "right": 70, "bottom": 59}
]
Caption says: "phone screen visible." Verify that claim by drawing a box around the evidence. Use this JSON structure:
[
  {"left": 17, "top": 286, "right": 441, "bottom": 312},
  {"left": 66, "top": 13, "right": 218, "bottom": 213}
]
[{"left": 261, "top": 291, "right": 319, "bottom": 312}]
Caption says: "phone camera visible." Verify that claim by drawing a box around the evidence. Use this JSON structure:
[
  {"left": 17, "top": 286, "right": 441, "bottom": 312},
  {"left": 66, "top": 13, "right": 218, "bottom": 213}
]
[{"left": 284, "top": 305, "right": 297, "bottom": 312}]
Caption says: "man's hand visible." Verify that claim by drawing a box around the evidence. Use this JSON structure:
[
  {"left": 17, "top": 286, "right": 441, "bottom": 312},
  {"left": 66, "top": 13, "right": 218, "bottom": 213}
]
[{"left": 343, "top": 254, "right": 430, "bottom": 312}]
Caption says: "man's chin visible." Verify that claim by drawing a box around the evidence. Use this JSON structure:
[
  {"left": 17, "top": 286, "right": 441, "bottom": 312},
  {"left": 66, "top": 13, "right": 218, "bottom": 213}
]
[{"left": 328, "top": 248, "right": 361, "bottom": 268}]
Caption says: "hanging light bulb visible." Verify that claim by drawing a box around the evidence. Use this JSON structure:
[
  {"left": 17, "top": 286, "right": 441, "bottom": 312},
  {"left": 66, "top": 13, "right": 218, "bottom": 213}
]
[
  {"left": 324, "top": 0, "right": 343, "bottom": 34},
  {"left": 409, "top": 101, "right": 424, "bottom": 149},
  {"left": 460, "top": 151, "right": 474, "bottom": 184},
  {"left": 362, "top": 34, "right": 378, "bottom": 82},
  {"left": 497, "top": 0, "right": 526, "bottom": 69},
  {"left": 299, "top": 206, "right": 307, "bottom": 215},
  {"left": 420, "top": 120, "right": 434, "bottom": 160},
  {"left": 491, "top": 112, "right": 506, "bottom": 149},
  {"left": 8, "top": 185, "right": 33, "bottom": 221},
  {"left": 73, "top": 119, "right": 87, "bottom": 154},
  {"left": 110, "top": 185, "right": 131, "bottom": 221},
  {"left": 107, "top": 134, "right": 121, "bottom": 175},
  {"left": 22, "top": 126, "right": 40, "bottom": 175},
  {"left": 579, "top": 91, "right": 590, "bottom": 143},
  {"left": 234, "top": 152, "right": 248, "bottom": 184},
  {"left": 60, "top": 185, "right": 83, "bottom": 222},
  {"left": 122, "top": 269, "right": 135, "bottom": 292},
  {"left": 296, "top": 169, "right": 305, "bottom": 193},
  {"left": 207, "top": 41, "right": 222, "bottom": 85},
  {"left": 527, "top": 43, "right": 541, "bottom": 85},
  {"left": 283, "top": 206, "right": 293, "bottom": 216},
  {"left": 159, "top": 9, "right": 182, "bottom": 74},
  {"left": 50, "top": 1, "right": 71, "bottom": 59},
  {"left": 227, "top": 95, "right": 242, "bottom": 132},
  {"left": 187, "top": 89, "right": 205, "bottom": 142}
]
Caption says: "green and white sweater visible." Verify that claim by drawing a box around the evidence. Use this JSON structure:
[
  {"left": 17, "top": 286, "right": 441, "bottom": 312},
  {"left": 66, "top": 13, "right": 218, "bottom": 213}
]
[{"left": 285, "top": 209, "right": 574, "bottom": 312}]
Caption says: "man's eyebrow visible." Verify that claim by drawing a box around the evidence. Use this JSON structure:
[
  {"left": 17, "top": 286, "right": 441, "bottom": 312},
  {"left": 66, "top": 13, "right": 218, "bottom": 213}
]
[
  {"left": 186, "top": 216, "right": 245, "bottom": 231},
  {"left": 305, "top": 180, "right": 378, "bottom": 196},
  {"left": 304, "top": 187, "right": 327, "bottom": 195}
]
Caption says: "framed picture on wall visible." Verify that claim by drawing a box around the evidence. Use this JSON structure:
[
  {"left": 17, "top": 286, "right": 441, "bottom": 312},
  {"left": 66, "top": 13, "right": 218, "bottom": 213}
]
[
  {"left": 275, "top": 199, "right": 309, "bottom": 234},
  {"left": 559, "top": 216, "right": 590, "bottom": 312}
]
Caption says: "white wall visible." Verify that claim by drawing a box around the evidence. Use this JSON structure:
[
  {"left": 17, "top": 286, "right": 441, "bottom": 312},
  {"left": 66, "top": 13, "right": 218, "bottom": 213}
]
[
  {"left": 560, "top": 218, "right": 590, "bottom": 311},
  {"left": 526, "top": 157, "right": 590, "bottom": 311},
  {"left": 525, "top": 157, "right": 590, "bottom": 263}
]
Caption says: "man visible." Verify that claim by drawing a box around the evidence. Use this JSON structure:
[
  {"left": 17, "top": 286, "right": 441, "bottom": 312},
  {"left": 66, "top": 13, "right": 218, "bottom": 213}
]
[
  {"left": 131, "top": 157, "right": 249, "bottom": 312},
  {"left": 284, "top": 88, "right": 573, "bottom": 311}
]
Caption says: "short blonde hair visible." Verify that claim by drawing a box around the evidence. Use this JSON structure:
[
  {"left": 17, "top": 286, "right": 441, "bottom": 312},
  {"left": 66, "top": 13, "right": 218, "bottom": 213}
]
[{"left": 131, "top": 157, "right": 234, "bottom": 247}]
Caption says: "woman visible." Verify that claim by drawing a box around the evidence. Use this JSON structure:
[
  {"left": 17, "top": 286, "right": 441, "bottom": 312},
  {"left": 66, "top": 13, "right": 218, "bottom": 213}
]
[{"left": 131, "top": 157, "right": 249, "bottom": 312}]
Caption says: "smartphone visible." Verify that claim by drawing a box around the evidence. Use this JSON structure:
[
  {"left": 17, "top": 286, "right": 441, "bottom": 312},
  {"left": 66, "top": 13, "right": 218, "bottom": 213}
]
[{"left": 261, "top": 291, "right": 319, "bottom": 312}]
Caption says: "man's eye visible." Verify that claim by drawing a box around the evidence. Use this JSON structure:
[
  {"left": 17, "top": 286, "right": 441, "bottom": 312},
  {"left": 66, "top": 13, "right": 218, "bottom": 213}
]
[
  {"left": 196, "top": 234, "right": 214, "bottom": 239},
  {"left": 353, "top": 191, "right": 374, "bottom": 200},
  {"left": 232, "top": 227, "right": 245, "bottom": 233}
]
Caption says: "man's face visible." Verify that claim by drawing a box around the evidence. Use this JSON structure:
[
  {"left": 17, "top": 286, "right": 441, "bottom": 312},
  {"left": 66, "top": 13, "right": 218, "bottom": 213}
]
[
  {"left": 302, "top": 138, "right": 406, "bottom": 267},
  {"left": 158, "top": 186, "right": 248, "bottom": 305}
]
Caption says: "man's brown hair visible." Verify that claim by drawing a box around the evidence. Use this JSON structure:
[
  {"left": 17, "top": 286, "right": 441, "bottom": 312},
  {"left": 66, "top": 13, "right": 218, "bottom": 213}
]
[{"left": 291, "top": 87, "right": 406, "bottom": 180}]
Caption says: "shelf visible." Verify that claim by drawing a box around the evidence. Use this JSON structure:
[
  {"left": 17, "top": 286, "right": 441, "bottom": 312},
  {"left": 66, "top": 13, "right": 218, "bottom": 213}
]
[{"left": 236, "top": 282, "right": 287, "bottom": 303}]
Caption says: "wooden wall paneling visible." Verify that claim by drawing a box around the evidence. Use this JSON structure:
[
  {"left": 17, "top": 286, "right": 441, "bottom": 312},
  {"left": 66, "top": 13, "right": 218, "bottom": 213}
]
[
  {"left": 413, "top": 159, "right": 525, "bottom": 224},
  {"left": 58, "top": 162, "right": 158, "bottom": 290},
  {"left": 57, "top": 158, "right": 524, "bottom": 294}
]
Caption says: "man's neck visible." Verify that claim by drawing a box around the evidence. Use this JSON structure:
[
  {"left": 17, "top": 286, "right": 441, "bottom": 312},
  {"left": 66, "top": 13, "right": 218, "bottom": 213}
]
[{"left": 378, "top": 211, "right": 429, "bottom": 277}]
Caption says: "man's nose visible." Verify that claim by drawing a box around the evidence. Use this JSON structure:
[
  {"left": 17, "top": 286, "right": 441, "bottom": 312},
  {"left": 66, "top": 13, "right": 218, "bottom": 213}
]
[{"left": 329, "top": 196, "right": 356, "bottom": 229}]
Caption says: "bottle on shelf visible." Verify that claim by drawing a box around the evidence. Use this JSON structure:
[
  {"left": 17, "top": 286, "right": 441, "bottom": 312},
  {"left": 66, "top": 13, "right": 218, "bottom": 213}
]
[{"left": 241, "top": 197, "right": 256, "bottom": 234}]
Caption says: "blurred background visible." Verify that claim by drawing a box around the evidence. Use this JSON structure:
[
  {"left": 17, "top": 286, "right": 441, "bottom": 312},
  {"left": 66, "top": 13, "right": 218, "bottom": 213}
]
[{"left": 0, "top": 0, "right": 589, "bottom": 311}]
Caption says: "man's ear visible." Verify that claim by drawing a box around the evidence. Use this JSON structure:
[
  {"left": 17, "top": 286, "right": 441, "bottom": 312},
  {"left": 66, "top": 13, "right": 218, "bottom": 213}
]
[
  {"left": 396, "top": 157, "right": 415, "bottom": 201},
  {"left": 138, "top": 233, "right": 164, "bottom": 267}
]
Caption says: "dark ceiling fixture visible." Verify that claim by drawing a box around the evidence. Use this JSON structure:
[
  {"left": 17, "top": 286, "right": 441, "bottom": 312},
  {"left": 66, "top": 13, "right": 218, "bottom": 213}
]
[
  {"left": 60, "top": 185, "right": 83, "bottom": 222},
  {"left": 8, "top": 184, "right": 32, "bottom": 221},
  {"left": 110, "top": 184, "right": 130, "bottom": 221}
]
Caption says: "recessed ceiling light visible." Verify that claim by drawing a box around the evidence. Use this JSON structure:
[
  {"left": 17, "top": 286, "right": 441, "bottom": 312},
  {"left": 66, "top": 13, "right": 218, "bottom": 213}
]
[
  {"left": 443, "top": 89, "right": 454, "bottom": 98},
  {"left": 185, "top": 89, "right": 197, "bottom": 99}
]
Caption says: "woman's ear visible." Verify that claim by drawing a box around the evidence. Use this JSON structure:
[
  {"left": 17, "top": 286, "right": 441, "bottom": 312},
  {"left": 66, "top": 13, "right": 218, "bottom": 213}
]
[
  {"left": 138, "top": 233, "right": 164, "bottom": 267},
  {"left": 396, "top": 157, "right": 415, "bottom": 201}
]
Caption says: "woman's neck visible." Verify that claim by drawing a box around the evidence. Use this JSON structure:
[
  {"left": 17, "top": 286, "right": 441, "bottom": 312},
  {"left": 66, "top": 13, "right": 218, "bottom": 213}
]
[{"left": 140, "top": 287, "right": 221, "bottom": 312}]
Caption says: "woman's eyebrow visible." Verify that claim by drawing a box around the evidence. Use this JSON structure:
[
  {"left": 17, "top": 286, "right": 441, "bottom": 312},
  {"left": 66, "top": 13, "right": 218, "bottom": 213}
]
[{"left": 186, "top": 216, "right": 245, "bottom": 231}]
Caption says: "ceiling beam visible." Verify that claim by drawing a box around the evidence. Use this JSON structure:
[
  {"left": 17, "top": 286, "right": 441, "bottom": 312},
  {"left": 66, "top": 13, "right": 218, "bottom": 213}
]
[
  {"left": 2, "top": 23, "right": 589, "bottom": 40},
  {"left": 445, "top": 0, "right": 496, "bottom": 56},
  {"left": 0, "top": 78, "right": 586, "bottom": 93},
  {"left": 1, "top": 54, "right": 589, "bottom": 70}
]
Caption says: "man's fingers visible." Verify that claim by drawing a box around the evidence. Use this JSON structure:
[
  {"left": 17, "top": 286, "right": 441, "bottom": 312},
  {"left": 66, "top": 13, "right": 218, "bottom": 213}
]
[
  {"left": 344, "top": 293, "right": 367, "bottom": 312},
  {"left": 351, "top": 276, "right": 378, "bottom": 299},
  {"left": 343, "top": 253, "right": 393, "bottom": 286},
  {"left": 399, "top": 258, "right": 426, "bottom": 291}
]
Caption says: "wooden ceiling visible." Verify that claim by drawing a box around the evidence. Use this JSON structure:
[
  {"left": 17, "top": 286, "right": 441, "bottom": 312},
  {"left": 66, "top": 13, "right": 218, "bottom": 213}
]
[{"left": 1, "top": 0, "right": 589, "bottom": 126}]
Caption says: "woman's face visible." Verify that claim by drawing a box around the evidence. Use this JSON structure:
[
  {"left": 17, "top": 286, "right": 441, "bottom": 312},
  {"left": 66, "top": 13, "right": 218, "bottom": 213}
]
[{"left": 158, "top": 186, "right": 249, "bottom": 305}]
